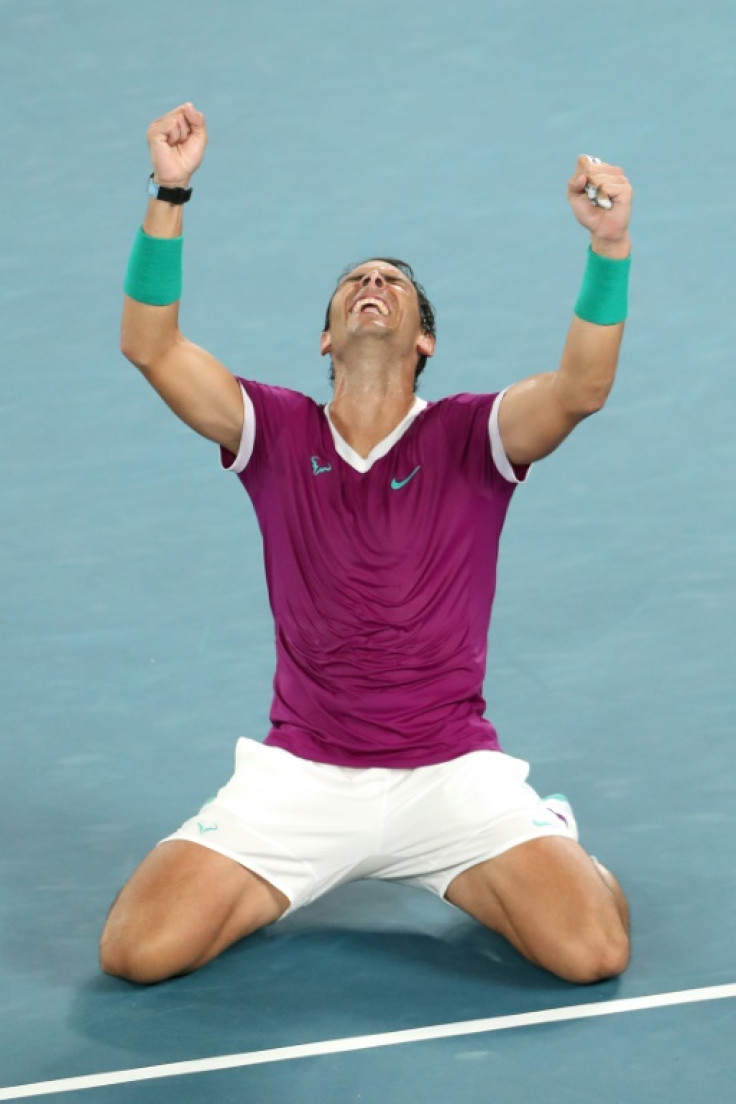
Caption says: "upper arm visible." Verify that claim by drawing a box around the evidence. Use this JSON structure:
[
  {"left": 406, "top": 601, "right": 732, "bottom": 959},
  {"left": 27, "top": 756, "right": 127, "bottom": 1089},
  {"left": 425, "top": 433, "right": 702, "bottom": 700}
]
[
  {"left": 126, "top": 330, "right": 245, "bottom": 455},
  {"left": 498, "top": 313, "right": 625, "bottom": 465},
  {"left": 496, "top": 373, "right": 586, "bottom": 466}
]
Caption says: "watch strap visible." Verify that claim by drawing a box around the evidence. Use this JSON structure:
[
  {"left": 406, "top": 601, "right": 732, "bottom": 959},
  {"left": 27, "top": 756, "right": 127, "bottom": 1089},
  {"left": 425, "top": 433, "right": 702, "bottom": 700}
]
[{"left": 147, "top": 173, "right": 192, "bottom": 205}]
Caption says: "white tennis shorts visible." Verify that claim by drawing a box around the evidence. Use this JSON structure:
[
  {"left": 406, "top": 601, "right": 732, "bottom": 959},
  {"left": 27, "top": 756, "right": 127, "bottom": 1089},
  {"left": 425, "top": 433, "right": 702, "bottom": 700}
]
[{"left": 164, "top": 738, "right": 578, "bottom": 916}]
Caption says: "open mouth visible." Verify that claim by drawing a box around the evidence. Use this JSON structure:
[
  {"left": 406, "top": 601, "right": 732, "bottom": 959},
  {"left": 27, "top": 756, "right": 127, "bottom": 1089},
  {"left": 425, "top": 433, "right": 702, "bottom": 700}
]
[{"left": 352, "top": 296, "right": 389, "bottom": 316}]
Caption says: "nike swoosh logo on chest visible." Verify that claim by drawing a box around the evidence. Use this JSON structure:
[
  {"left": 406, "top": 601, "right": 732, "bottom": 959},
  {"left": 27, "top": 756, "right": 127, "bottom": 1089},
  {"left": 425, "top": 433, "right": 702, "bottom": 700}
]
[{"left": 390, "top": 465, "right": 421, "bottom": 490}]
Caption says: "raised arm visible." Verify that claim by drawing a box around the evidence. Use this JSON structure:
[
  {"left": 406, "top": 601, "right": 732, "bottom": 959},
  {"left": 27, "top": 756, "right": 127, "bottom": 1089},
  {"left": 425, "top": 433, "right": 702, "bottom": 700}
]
[
  {"left": 497, "top": 155, "right": 633, "bottom": 465},
  {"left": 121, "top": 103, "right": 243, "bottom": 455}
]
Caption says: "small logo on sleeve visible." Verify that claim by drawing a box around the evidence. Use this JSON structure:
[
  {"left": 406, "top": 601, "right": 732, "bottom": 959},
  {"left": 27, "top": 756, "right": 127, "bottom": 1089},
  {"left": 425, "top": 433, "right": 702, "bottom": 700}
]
[
  {"left": 310, "top": 456, "right": 333, "bottom": 475},
  {"left": 390, "top": 465, "right": 421, "bottom": 490}
]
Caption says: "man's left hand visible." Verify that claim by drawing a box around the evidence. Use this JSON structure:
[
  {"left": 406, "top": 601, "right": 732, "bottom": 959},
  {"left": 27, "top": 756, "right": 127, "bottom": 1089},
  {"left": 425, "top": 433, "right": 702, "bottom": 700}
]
[{"left": 568, "top": 155, "right": 632, "bottom": 259}]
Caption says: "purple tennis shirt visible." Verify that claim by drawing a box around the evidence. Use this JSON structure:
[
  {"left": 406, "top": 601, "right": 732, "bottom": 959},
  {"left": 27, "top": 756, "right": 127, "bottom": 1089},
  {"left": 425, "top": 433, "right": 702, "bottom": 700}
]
[{"left": 221, "top": 379, "right": 527, "bottom": 768}]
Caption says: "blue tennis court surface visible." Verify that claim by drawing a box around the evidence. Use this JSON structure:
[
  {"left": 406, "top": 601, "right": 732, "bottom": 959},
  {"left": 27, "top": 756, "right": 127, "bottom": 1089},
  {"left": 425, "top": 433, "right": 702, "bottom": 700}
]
[{"left": 2, "top": 0, "right": 734, "bottom": 1100}]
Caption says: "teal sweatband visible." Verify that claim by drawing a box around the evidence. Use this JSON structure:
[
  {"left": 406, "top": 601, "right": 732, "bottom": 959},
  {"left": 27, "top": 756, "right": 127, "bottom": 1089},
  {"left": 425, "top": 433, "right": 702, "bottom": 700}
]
[
  {"left": 124, "top": 227, "right": 183, "bottom": 305},
  {"left": 574, "top": 246, "right": 630, "bottom": 326}
]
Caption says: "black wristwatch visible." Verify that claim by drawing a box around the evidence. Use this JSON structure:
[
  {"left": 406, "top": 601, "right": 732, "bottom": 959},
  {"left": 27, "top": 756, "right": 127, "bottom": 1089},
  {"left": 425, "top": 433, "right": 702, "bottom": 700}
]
[{"left": 147, "top": 173, "right": 193, "bottom": 205}]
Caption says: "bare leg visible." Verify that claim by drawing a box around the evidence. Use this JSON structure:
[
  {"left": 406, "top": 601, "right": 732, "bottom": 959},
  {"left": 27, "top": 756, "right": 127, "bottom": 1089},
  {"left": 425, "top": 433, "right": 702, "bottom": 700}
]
[
  {"left": 446, "top": 836, "right": 630, "bottom": 984},
  {"left": 100, "top": 840, "right": 290, "bottom": 985}
]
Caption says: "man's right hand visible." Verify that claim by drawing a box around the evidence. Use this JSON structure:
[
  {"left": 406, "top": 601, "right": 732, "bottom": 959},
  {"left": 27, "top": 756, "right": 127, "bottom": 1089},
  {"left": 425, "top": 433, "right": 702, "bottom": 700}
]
[{"left": 146, "top": 103, "right": 207, "bottom": 189}]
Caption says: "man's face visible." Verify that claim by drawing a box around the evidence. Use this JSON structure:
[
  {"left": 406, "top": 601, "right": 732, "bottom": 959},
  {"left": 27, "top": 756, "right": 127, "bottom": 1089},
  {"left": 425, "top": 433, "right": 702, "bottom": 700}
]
[{"left": 321, "top": 261, "right": 433, "bottom": 362}]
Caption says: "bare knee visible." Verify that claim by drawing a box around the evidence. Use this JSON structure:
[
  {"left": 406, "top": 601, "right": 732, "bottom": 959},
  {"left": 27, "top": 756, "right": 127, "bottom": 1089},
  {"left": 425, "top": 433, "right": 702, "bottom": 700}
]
[
  {"left": 99, "top": 842, "right": 289, "bottom": 984},
  {"left": 557, "top": 859, "right": 631, "bottom": 984},
  {"left": 553, "top": 924, "right": 631, "bottom": 985},
  {"left": 99, "top": 922, "right": 193, "bottom": 985},
  {"left": 541, "top": 853, "right": 631, "bottom": 983}
]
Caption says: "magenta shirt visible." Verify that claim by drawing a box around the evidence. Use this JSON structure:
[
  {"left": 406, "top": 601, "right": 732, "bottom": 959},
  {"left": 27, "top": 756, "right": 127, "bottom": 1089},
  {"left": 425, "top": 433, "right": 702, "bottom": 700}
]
[{"left": 222, "top": 380, "right": 525, "bottom": 768}]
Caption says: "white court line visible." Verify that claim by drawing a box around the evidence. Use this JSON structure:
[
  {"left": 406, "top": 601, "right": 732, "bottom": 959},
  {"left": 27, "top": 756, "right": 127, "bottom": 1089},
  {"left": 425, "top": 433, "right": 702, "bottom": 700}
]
[{"left": 1, "top": 983, "right": 734, "bottom": 1100}]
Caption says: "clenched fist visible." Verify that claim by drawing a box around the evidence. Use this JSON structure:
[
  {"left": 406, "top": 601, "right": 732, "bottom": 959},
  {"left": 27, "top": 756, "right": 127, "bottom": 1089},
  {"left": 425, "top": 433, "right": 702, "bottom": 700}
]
[
  {"left": 568, "top": 155, "right": 632, "bottom": 258},
  {"left": 147, "top": 103, "right": 207, "bottom": 190}
]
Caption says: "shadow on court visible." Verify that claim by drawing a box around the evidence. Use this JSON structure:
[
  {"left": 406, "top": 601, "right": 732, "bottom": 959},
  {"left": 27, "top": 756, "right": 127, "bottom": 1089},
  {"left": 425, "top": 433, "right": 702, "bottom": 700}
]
[{"left": 70, "top": 889, "right": 621, "bottom": 1064}]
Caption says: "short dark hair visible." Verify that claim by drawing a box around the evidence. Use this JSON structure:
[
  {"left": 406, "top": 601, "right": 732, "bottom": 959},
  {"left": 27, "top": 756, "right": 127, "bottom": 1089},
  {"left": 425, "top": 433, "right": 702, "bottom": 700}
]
[{"left": 323, "top": 257, "right": 436, "bottom": 386}]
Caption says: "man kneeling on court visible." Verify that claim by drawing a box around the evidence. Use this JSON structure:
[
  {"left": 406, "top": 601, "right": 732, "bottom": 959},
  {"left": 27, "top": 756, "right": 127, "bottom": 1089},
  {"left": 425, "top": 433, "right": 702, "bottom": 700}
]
[{"left": 100, "top": 103, "right": 632, "bottom": 986}]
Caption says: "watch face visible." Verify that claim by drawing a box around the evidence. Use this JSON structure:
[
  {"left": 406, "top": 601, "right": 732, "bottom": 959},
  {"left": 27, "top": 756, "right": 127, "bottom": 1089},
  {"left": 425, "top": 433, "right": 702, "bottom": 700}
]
[{"left": 147, "top": 176, "right": 159, "bottom": 199}]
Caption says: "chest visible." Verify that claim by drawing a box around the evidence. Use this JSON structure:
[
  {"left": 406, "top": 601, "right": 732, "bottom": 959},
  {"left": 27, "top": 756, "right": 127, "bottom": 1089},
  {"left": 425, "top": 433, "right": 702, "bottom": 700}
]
[{"left": 258, "top": 423, "right": 491, "bottom": 569}]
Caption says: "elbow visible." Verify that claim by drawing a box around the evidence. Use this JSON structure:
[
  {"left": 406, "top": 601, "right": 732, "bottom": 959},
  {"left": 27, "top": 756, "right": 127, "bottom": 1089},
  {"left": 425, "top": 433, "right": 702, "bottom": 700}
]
[
  {"left": 119, "top": 329, "right": 175, "bottom": 374},
  {"left": 120, "top": 296, "right": 180, "bottom": 370},
  {"left": 119, "top": 323, "right": 148, "bottom": 369},
  {"left": 571, "top": 380, "right": 614, "bottom": 419},
  {"left": 580, "top": 392, "right": 608, "bottom": 417},
  {"left": 120, "top": 342, "right": 154, "bottom": 376},
  {"left": 119, "top": 334, "right": 142, "bottom": 368}
]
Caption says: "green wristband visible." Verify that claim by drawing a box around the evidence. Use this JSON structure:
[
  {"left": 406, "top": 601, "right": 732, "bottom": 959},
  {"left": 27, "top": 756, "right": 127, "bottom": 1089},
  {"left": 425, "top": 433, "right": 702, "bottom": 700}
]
[
  {"left": 124, "top": 226, "right": 183, "bottom": 306},
  {"left": 574, "top": 246, "right": 630, "bottom": 326}
]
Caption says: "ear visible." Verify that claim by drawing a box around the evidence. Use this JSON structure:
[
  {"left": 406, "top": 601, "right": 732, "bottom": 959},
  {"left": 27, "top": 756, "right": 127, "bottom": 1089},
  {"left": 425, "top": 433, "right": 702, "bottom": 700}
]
[
  {"left": 320, "top": 331, "right": 332, "bottom": 356},
  {"left": 417, "top": 332, "right": 435, "bottom": 359}
]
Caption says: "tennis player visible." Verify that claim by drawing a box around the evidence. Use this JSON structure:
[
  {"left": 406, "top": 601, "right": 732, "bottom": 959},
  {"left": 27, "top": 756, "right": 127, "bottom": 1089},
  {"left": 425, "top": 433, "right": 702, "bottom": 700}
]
[{"left": 101, "top": 103, "right": 633, "bottom": 986}]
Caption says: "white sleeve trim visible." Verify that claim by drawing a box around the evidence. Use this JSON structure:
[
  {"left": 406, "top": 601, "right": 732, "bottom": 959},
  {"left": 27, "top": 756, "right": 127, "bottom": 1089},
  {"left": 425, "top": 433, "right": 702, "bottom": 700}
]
[
  {"left": 489, "top": 388, "right": 529, "bottom": 484},
  {"left": 223, "top": 382, "right": 256, "bottom": 474}
]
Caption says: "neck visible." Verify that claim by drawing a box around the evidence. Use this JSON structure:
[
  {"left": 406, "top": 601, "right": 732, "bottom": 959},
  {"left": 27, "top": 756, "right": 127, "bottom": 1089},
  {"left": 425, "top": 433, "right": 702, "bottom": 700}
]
[{"left": 328, "top": 365, "right": 417, "bottom": 459}]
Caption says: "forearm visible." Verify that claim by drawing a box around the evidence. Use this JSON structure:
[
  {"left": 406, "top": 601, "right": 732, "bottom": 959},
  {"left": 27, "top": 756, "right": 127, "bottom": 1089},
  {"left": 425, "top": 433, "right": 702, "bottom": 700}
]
[
  {"left": 121, "top": 199, "right": 185, "bottom": 367},
  {"left": 556, "top": 317, "right": 624, "bottom": 417},
  {"left": 496, "top": 157, "right": 633, "bottom": 466},
  {"left": 555, "top": 232, "right": 631, "bottom": 416}
]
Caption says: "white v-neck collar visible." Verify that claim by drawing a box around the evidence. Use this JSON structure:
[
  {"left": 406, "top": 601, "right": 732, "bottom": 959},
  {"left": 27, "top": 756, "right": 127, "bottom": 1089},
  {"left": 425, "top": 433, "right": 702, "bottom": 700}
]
[{"left": 324, "top": 397, "right": 428, "bottom": 473}]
